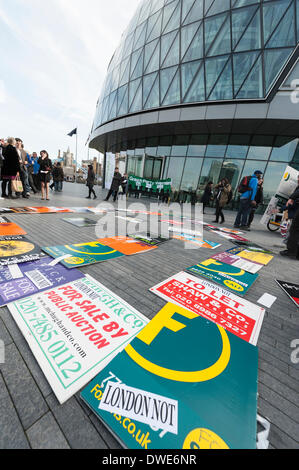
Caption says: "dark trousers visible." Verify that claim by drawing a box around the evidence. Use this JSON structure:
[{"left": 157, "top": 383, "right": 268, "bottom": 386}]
[
  {"left": 248, "top": 207, "right": 257, "bottom": 227},
  {"left": 235, "top": 198, "right": 251, "bottom": 227},
  {"left": 287, "top": 208, "right": 299, "bottom": 254},
  {"left": 105, "top": 189, "right": 118, "bottom": 201},
  {"left": 1, "top": 180, "right": 12, "bottom": 197},
  {"left": 88, "top": 185, "right": 96, "bottom": 198},
  {"left": 215, "top": 201, "right": 225, "bottom": 222}
]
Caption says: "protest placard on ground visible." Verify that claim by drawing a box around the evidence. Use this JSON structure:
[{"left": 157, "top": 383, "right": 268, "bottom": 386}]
[
  {"left": 172, "top": 234, "right": 221, "bottom": 249},
  {"left": 7, "top": 274, "right": 149, "bottom": 404},
  {"left": 226, "top": 247, "right": 273, "bottom": 266},
  {"left": 0, "top": 217, "right": 27, "bottom": 236},
  {"left": 0, "top": 237, "right": 42, "bottom": 266},
  {"left": 211, "top": 252, "right": 263, "bottom": 274},
  {"left": 150, "top": 271, "right": 265, "bottom": 345},
  {"left": 276, "top": 280, "right": 299, "bottom": 307},
  {"left": 81, "top": 302, "right": 258, "bottom": 449},
  {"left": 97, "top": 237, "right": 157, "bottom": 256}
]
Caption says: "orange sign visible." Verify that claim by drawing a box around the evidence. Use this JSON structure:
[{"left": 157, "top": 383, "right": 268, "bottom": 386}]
[
  {"left": 98, "top": 236, "right": 157, "bottom": 256},
  {"left": 0, "top": 222, "right": 27, "bottom": 236}
]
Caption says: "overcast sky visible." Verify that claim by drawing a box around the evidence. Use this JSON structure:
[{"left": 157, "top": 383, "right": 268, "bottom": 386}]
[{"left": 0, "top": 0, "right": 141, "bottom": 165}]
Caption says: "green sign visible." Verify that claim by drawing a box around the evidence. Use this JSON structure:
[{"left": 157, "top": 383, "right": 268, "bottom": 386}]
[
  {"left": 81, "top": 302, "right": 258, "bottom": 449},
  {"left": 128, "top": 175, "right": 172, "bottom": 193},
  {"left": 185, "top": 258, "right": 258, "bottom": 295}
]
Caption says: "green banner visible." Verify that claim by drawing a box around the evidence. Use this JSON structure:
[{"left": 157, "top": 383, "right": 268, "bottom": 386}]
[{"left": 128, "top": 175, "right": 172, "bottom": 193}]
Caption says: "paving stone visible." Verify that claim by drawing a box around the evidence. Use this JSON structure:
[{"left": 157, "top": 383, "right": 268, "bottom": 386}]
[
  {"left": 0, "top": 373, "right": 30, "bottom": 449},
  {"left": 26, "top": 411, "right": 70, "bottom": 449},
  {"left": 0, "top": 343, "right": 48, "bottom": 430},
  {"left": 258, "top": 397, "right": 299, "bottom": 446},
  {"left": 46, "top": 393, "right": 108, "bottom": 449},
  {"left": 0, "top": 317, "right": 12, "bottom": 346}
]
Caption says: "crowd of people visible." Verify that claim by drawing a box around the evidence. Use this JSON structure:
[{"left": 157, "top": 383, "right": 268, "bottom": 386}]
[{"left": 0, "top": 137, "right": 64, "bottom": 201}]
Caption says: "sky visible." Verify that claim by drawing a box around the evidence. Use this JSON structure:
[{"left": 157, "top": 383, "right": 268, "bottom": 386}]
[{"left": 0, "top": 0, "right": 141, "bottom": 165}]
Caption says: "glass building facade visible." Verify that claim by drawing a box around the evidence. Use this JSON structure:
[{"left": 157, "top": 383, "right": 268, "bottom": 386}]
[{"left": 89, "top": 0, "right": 299, "bottom": 205}]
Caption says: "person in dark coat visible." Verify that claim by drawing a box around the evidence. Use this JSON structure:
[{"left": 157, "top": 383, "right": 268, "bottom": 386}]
[
  {"left": 280, "top": 175, "right": 299, "bottom": 259},
  {"left": 86, "top": 165, "right": 97, "bottom": 199},
  {"left": 52, "top": 162, "right": 64, "bottom": 192},
  {"left": 201, "top": 181, "right": 213, "bottom": 214},
  {"left": 1, "top": 137, "right": 21, "bottom": 198},
  {"left": 38, "top": 150, "right": 53, "bottom": 201},
  {"left": 104, "top": 167, "right": 122, "bottom": 202}
]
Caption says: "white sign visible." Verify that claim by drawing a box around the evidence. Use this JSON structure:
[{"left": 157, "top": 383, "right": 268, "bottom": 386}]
[
  {"left": 260, "top": 196, "right": 279, "bottom": 226},
  {"left": 276, "top": 165, "right": 299, "bottom": 199},
  {"left": 8, "top": 274, "right": 148, "bottom": 404},
  {"left": 150, "top": 271, "right": 265, "bottom": 345},
  {"left": 105, "top": 153, "right": 116, "bottom": 190},
  {"left": 99, "top": 381, "right": 178, "bottom": 434}
]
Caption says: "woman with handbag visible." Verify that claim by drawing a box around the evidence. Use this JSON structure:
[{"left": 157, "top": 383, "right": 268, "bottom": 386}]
[
  {"left": 38, "top": 150, "right": 53, "bottom": 201},
  {"left": 1, "top": 137, "right": 21, "bottom": 199}
]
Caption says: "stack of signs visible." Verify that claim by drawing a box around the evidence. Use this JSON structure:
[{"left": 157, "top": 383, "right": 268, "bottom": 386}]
[
  {"left": 211, "top": 252, "right": 263, "bottom": 274},
  {"left": 0, "top": 236, "right": 42, "bottom": 266},
  {"left": 7, "top": 274, "right": 148, "bottom": 403},
  {"left": 131, "top": 233, "right": 170, "bottom": 246},
  {"left": 43, "top": 241, "right": 124, "bottom": 268},
  {"left": 276, "top": 280, "right": 299, "bottom": 307},
  {"left": 168, "top": 227, "right": 203, "bottom": 237},
  {"left": 0, "top": 217, "right": 27, "bottom": 236},
  {"left": 97, "top": 237, "right": 157, "bottom": 256},
  {"left": 150, "top": 271, "right": 265, "bottom": 345},
  {"left": 232, "top": 240, "right": 274, "bottom": 254},
  {"left": 0, "top": 257, "right": 84, "bottom": 306},
  {"left": 172, "top": 234, "right": 221, "bottom": 250},
  {"left": 185, "top": 258, "right": 258, "bottom": 295},
  {"left": 81, "top": 302, "right": 258, "bottom": 449},
  {"left": 226, "top": 247, "right": 273, "bottom": 266},
  {"left": 209, "top": 230, "right": 249, "bottom": 242}
]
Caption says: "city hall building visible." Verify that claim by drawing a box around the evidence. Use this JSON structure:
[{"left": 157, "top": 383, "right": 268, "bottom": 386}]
[{"left": 89, "top": 0, "right": 299, "bottom": 205}]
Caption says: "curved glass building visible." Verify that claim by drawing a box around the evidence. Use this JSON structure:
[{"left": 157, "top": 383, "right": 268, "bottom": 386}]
[{"left": 89, "top": 0, "right": 299, "bottom": 204}]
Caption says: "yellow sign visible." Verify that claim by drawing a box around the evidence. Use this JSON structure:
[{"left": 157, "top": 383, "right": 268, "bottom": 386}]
[
  {"left": 183, "top": 428, "right": 229, "bottom": 449},
  {"left": 237, "top": 250, "right": 273, "bottom": 266},
  {"left": 125, "top": 303, "right": 231, "bottom": 383}
]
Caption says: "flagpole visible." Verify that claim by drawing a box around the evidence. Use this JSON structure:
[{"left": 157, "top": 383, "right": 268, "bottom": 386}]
[{"left": 75, "top": 128, "right": 78, "bottom": 184}]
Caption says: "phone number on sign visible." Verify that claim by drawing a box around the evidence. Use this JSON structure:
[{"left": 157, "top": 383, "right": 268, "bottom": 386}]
[{"left": 157, "top": 281, "right": 254, "bottom": 340}]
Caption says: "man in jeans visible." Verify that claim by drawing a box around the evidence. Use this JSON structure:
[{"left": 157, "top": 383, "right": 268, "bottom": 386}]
[{"left": 234, "top": 170, "right": 263, "bottom": 231}]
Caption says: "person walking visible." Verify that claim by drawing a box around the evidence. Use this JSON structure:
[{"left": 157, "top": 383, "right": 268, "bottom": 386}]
[
  {"left": 104, "top": 167, "right": 122, "bottom": 202},
  {"left": 213, "top": 178, "right": 231, "bottom": 224},
  {"left": 38, "top": 150, "right": 53, "bottom": 201},
  {"left": 201, "top": 181, "right": 213, "bottom": 214},
  {"left": 280, "top": 178, "right": 299, "bottom": 259},
  {"left": 15, "top": 138, "right": 31, "bottom": 198},
  {"left": 120, "top": 173, "right": 129, "bottom": 199},
  {"left": 31, "top": 152, "right": 41, "bottom": 191},
  {"left": 86, "top": 165, "right": 97, "bottom": 199},
  {"left": 53, "top": 162, "right": 64, "bottom": 192},
  {"left": 26, "top": 154, "right": 38, "bottom": 194},
  {"left": 1, "top": 137, "right": 21, "bottom": 199},
  {"left": 247, "top": 177, "right": 264, "bottom": 228},
  {"left": 234, "top": 170, "right": 263, "bottom": 231}
]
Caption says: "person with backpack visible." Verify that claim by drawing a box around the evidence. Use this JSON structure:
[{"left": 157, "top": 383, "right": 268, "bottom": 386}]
[
  {"left": 212, "top": 178, "right": 232, "bottom": 224},
  {"left": 247, "top": 177, "right": 264, "bottom": 228},
  {"left": 234, "top": 170, "right": 263, "bottom": 231}
]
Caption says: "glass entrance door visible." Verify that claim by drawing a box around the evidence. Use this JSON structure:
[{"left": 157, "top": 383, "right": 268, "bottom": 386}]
[{"left": 144, "top": 157, "right": 163, "bottom": 179}]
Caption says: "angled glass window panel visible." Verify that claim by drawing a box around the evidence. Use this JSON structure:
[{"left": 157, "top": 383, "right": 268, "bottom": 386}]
[
  {"left": 236, "top": 54, "right": 263, "bottom": 98},
  {"left": 162, "top": 68, "right": 181, "bottom": 105},
  {"left": 233, "top": 51, "right": 260, "bottom": 97},
  {"left": 220, "top": 160, "right": 244, "bottom": 192},
  {"left": 143, "top": 71, "right": 158, "bottom": 105},
  {"left": 108, "top": 91, "right": 117, "bottom": 120},
  {"left": 208, "top": 58, "right": 233, "bottom": 100},
  {"left": 183, "top": 0, "right": 204, "bottom": 25},
  {"left": 263, "top": 162, "right": 289, "bottom": 200},
  {"left": 207, "top": 14, "right": 231, "bottom": 57},
  {"left": 150, "top": 0, "right": 165, "bottom": 15},
  {"left": 110, "top": 66, "right": 120, "bottom": 92},
  {"left": 247, "top": 146, "right": 271, "bottom": 161},
  {"left": 145, "top": 39, "right": 160, "bottom": 73},
  {"left": 198, "top": 158, "right": 223, "bottom": 188},
  {"left": 181, "top": 21, "right": 201, "bottom": 59},
  {"left": 226, "top": 145, "right": 248, "bottom": 159},
  {"left": 162, "top": 30, "right": 180, "bottom": 67},
  {"left": 123, "top": 32, "right": 135, "bottom": 59},
  {"left": 144, "top": 38, "right": 159, "bottom": 71},
  {"left": 117, "top": 85, "right": 128, "bottom": 115},
  {"left": 160, "top": 65, "right": 178, "bottom": 102},
  {"left": 181, "top": 157, "right": 203, "bottom": 190},
  {"left": 119, "top": 57, "right": 131, "bottom": 87},
  {"left": 263, "top": 0, "right": 291, "bottom": 44},
  {"left": 133, "top": 21, "right": 148, "bottom": 50},
  {"left": 270, "top": 138, "right": 299, "bottom": 161},
  {"left": 207, "top": 0, "right": 230, "bottom": 17},
  {"left": 144, "top": 76, "right": 160, "bottom": 109},
  {"left": 101, "top": 96, "right": 110, "bottom": 124},
  {"left": 162, "top": 0, "right": 179, "bottom": 33},
  {"left": 266, "top": 3, "right": 296, "bottom": 48},
  {"left": 160, "top": 29, "right": 177, "bottom": 65},
  {"left": 146, "top": 10, "right": 160, "bottom": 41},
  {"left": 129, "top": 80, "right": 143, "bottom": 113},
  {"left": 131, "top": 49, "right": 144, "bottom": 80},
  {"left": 147, "top": 9, "right": 163, "bottom": 42},
  {"left": 184, "top": 62, "right": 205, "bottom": 102},
  {"left": 130, "top": 48, "right": 143, "bottom": 79},
  {"left": 171, "top": 145, "right": 188, "bottom": 156},
  {"left": 264, "top": 48, "right": 293, "bottom": 94},
  {"left": 205, "top": 55, "right": 229, "bottom": 98},
  {"left": 164, "top": 3, "right": 181, "bottom": 34},
  {"left": 181, "top": 60, "right": 202, "bottom": 98},
  {"left": 129, "top": 78, "right": 142, "bottom": 108},
  {"left": 157, "top": 145, "right": 172, "bottom": 156},
  {"left": 166, "top": 157, "right": 186, "bottom": 190},
  {"left": 233, "top": 0, "right": 260, "bottom": 7},
  {"left": 182, "top": 22, "right": 204, "bottom": 62},
  {"left": 204, "top": 13, "right": 228, "bottom": 56},
  {"left": 232, "top": 5, "right": 258, "bottom": 49},
  {"left": 137, "top": 0, "right": 151, "bottom": 26},
  {"left": 182, "top": 0, "right": 197, "bottom": 24},
  {"left": 204, "top": 0, "right": 215, "bottom": 15},
  {"left": 235, "top": 9, "right": 261, "bottom": 51},
  {"left": 187, "top": 145, "right": 206, "bottom": 156}
]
